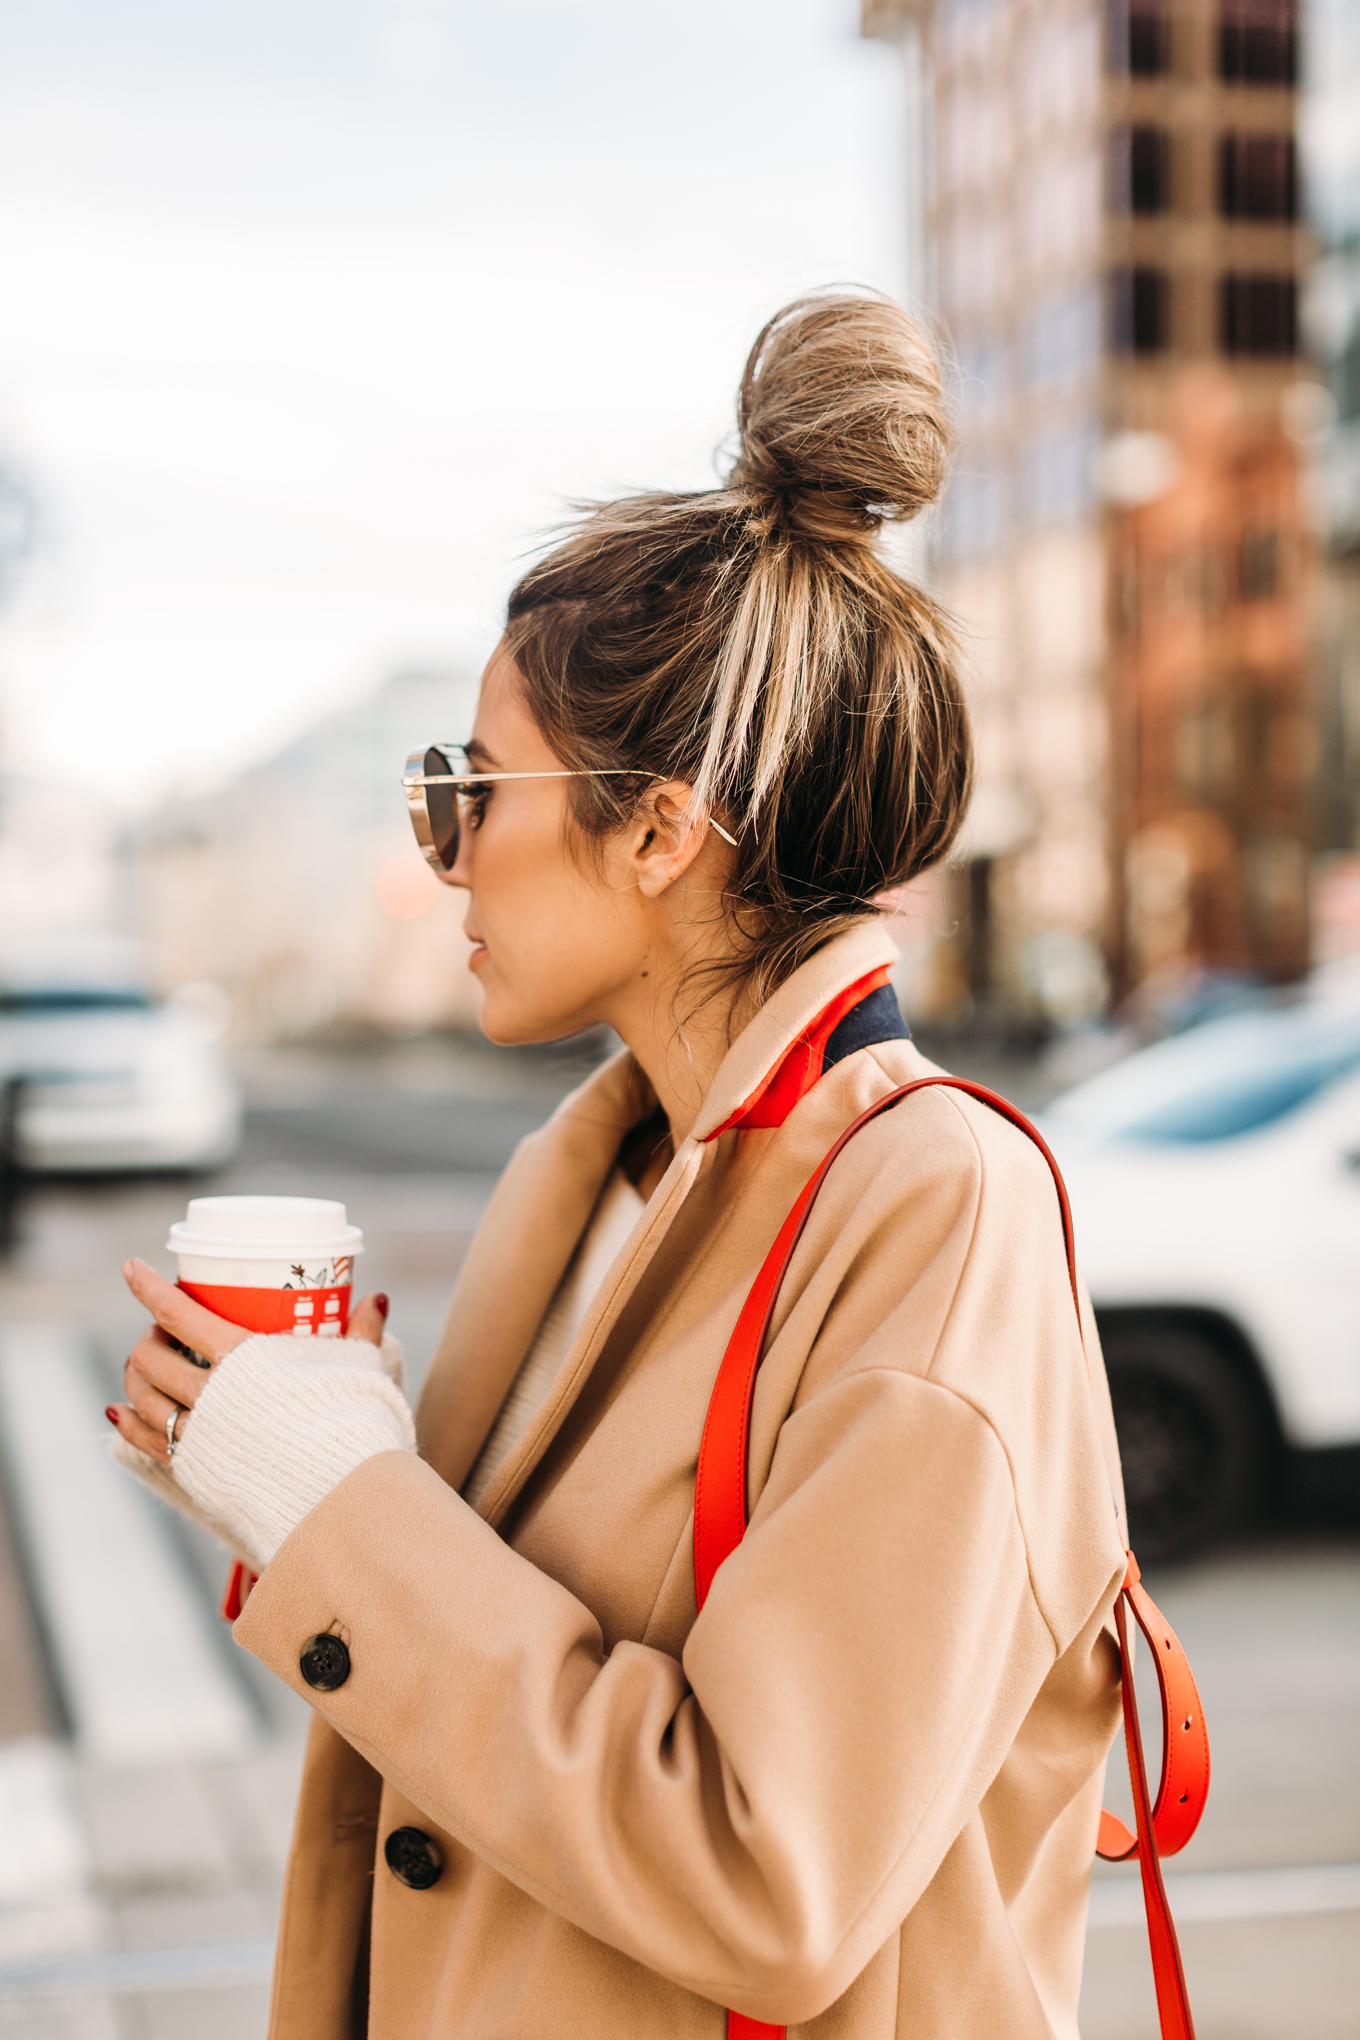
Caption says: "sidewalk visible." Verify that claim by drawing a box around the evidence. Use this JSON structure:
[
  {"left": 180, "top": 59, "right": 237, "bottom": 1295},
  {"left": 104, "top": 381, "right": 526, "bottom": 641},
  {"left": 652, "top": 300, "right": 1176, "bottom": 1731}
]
[
  {"left": 0, "top": 1153, "right": 495, "bottom": 2040},
  {"left": 0, "top": 1320, "right": 308, "bottom": 2040},
  {"left": 0, "top": 1729, "right": 301, "bottom": 2039}
]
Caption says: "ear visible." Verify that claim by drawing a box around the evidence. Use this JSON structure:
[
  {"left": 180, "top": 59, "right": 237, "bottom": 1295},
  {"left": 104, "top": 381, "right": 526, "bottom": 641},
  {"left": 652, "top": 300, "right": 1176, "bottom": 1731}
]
[{"left": 626, "top": 782, "right": 730, "bottom": 900}]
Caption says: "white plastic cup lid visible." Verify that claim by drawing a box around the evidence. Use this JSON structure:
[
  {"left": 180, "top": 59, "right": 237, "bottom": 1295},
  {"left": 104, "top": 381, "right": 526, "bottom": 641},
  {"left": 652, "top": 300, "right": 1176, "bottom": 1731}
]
[{"left": 167, "top": 1195, "right": 363, "bottom": 1263}]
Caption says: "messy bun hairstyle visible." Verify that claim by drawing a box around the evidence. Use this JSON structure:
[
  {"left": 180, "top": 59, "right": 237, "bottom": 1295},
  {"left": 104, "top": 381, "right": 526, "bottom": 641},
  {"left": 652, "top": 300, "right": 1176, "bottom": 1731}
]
[{"left": 506, "top": 291, "right": 971, "bottom": 1001}]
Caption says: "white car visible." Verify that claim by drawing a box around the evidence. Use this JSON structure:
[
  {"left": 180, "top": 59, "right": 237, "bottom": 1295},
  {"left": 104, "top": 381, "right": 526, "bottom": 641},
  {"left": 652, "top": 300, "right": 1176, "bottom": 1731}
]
[
  {"left": 1040, "top": 977, "right": 1360, "bottom": 1559},
  {"left": 0, "top": 977, "right": 242, "bottom": 1175}
]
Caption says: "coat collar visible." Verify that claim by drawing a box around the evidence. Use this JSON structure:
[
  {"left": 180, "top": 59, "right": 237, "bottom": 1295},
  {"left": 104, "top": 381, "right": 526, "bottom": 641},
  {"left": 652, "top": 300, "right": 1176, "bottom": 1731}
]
[
  {"left": 689, "top": 920, "right": 900, "bottom": 1141},
  {"left": 416, "top": 918, "right": 900, "bottom": 1517}
]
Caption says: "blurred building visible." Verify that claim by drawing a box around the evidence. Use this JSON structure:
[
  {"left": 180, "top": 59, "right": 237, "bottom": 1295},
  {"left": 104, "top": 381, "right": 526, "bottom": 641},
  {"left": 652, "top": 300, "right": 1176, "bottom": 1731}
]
[
  {"left": 1303, "top": 0, "right": 1360, "bottom": 551},
  {"left": 865, "top": 0, "right": 1332, "bottom": 1021},
  {"left": 1301, "top": 0, "right": 1360, "bottom": 959},
  {"left": 126, "top": 667, "right": 484, "bottom": 1040}
]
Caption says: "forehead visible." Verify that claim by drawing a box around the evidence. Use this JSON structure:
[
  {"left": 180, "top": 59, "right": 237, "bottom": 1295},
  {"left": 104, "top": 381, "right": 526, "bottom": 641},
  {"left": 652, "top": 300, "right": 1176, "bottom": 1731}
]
[
  {"left": 472, "top": 646, "right": 559, "bottom": 768},
  {"left": 473, "top": 639, "right": 516, "bottom": 716}
]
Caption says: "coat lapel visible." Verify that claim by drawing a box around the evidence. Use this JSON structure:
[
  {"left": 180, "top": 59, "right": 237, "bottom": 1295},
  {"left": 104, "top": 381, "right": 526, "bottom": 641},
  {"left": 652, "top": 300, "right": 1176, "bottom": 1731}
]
[
  {"left": 477, "top": 1131, "right": 710, "bottom": 1527},
  {"left": 418, "top": 920, "right": 902, "bottom": 1519},
  {"left": 415, "top": 1052, "right": 653, "bottom": 1493}
]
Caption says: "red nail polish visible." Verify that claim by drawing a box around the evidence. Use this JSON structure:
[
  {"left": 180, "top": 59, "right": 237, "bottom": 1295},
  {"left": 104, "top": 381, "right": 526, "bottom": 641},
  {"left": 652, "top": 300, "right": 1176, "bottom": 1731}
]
[
  {"left": 375, "top": 1294, "right": 390, "bottom": 1319},
  {"left": 105, "top": 1407, "right": 120, "bottom": 1427}
]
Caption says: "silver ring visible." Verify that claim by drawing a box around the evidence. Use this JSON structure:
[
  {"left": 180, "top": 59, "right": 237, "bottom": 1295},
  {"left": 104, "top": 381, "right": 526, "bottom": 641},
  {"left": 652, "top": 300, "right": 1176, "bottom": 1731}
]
[{"left": 166, "top": 1408, "right": 182, "bottom": 1459}]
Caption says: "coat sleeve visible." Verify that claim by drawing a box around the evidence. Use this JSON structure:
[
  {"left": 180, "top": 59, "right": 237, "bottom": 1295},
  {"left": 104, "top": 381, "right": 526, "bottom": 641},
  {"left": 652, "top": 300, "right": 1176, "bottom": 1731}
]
[{"left": 234, "top": 1106, "right": 1124, "bottom": 2028}]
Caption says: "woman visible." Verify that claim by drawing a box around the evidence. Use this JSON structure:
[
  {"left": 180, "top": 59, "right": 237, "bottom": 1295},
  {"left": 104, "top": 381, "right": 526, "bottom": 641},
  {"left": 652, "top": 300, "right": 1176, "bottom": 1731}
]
[{"left": 110, "top": 293, "right": 1127, "bottom": 2040}]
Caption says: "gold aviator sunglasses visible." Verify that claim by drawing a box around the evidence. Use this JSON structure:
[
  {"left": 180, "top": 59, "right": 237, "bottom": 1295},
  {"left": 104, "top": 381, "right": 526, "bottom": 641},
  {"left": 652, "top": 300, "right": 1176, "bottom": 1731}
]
[{"left": 403, "top": 745, "right": 738, "bottom": 877}]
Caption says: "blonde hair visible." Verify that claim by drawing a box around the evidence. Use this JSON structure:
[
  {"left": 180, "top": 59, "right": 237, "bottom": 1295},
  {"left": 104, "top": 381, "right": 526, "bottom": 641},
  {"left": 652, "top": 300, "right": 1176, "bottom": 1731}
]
[{"left": 506, "top": 290, "right": 972, "bottom": 1001}]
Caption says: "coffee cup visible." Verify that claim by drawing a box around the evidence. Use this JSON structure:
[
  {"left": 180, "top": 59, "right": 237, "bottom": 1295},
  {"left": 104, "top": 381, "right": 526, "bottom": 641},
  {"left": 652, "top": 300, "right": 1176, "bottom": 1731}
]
[{"left": 167, "top": 1195, "right": 364, "bottom": 1336}]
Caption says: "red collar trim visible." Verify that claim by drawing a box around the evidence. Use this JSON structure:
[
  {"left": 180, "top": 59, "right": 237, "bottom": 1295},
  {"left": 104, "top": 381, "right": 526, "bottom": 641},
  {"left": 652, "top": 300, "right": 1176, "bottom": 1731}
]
[{"left": 702, "top": 967, "right": 892, "bottom": 1141}]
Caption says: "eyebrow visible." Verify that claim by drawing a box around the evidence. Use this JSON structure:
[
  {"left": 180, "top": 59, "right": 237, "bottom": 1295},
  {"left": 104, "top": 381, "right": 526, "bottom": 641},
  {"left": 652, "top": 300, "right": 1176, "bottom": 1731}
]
[{"left": 462, "top": 738, "right": 499, "bottom": 769}]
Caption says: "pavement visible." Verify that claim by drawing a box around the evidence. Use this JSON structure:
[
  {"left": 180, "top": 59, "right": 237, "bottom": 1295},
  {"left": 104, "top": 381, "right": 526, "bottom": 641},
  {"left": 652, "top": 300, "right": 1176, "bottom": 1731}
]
[
  {"left": 1081, "top": 1544, "right": 1360, "bottom": 2038},
  {"left": 0, "top": 1031, "right": 1354, "bottom": 2038}
]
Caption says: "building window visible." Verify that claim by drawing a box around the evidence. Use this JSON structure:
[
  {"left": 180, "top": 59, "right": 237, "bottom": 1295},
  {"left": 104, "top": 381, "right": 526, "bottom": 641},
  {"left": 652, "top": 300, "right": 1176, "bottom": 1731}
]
[
  {"left": 1218, "top": 0, "right": 1298, "bottom": 84},
  {"left": 1239, "top": 528, "right": 1281, "bottom": 597},
  {"left": 1022, "top": 288, "right": 1102, "bottom": 386},
  {"left": 1111, "top": 266, "right": 1170, "bottom": 353},
  {"left": 1021, "top": 425, "right": 1100, "bottom": 526},
  {"left": 1219, "top": 133, "right": 1297, "bottom": 218},
  {"left": 1160, "top": 551, "right": 1226, "bottom": 617},
  {"left": 1220, "top": 273, "right": 1297, "bottom": 355},
  {"left": 1110, "top": 126, "right": 1171, "bottom": 212},
  {"left": 940, "top": 211, "right": 1002, "bottom": 322},
  {"left": 1108, "top": 0, "right": 1170, "bottom": 75},
  {"left": 1132, "top": 126, "right": 1171, "bottom": 212},
  {"left": 1337, "top": 323, "right": 1360, "bottom": 426},
  {"left": 1176, "top": 701, "right": 1235, "bottom": 797},
  {"left": 1246, "top": 834, "right": 1309, "bottom": 951}
]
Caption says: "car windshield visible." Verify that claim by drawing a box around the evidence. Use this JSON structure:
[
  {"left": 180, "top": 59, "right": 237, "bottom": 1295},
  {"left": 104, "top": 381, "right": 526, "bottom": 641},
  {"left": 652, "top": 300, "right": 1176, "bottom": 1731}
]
[
  {"left": 0, "top": 988, "right": 154, "bottom": 1014},
  {"left": 1048, "top": 1005, "right": 1360, "bottom": 1144}
]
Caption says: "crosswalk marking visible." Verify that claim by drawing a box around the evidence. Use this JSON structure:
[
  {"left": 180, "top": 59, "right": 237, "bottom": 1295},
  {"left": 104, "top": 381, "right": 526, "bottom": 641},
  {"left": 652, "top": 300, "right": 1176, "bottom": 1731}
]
[
  {"left": 0, "top": 1938, "right": 273, "bottom": 2000},
  {"left": 0, "top": 1328, "right": 257, "bottom": 1764},
  {"left": 0, "top": 1740, "right": 88, "bottom": 1910}
]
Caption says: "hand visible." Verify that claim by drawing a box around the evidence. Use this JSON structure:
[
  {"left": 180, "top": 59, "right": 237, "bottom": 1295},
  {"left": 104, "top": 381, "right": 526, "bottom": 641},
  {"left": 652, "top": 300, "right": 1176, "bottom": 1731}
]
[{"left": 108, "top": 1259, "right": 391, "bottom": 1464}]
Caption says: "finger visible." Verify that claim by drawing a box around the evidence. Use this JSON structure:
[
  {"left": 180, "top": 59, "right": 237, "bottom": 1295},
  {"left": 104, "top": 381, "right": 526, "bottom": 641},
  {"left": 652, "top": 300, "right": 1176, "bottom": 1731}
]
[
  {"left": 344, "top": 1292, "right": 388, "bottom": 1347},
  {"left": 125, "top": 1364, "right": 189, "bottom": 1450},
  {"left": 122, "top": 1259, "right": 246, "bottom": 1363},
  {"left": 125, "top": 1326, "right": 216, "bottom": 1409},
  {"left": 107, "top": 1399, "right": 182, "bottom": 1465},
  {"left": 123, "top": 1362, "right": 200, "bottom": 1444}
]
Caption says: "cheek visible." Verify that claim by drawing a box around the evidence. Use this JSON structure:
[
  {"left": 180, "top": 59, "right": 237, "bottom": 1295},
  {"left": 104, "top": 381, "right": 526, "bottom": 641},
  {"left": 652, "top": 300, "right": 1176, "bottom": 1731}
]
[
  {"left": 488, "top": 858, "right": 588, "bottom": 962},
  {"left": 473, "top": 818, "right": 638, "bottom": 1025}
]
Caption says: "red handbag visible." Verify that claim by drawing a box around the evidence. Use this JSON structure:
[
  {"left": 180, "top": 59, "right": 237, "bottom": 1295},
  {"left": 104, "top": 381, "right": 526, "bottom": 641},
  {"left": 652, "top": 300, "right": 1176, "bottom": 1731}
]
[{"left": 693, "top": 1078, "right": 1210, "bottom": 2040}]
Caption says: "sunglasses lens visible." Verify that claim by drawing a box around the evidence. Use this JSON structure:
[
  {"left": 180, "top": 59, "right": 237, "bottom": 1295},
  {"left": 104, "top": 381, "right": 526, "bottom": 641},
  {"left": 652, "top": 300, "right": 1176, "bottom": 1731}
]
[{"left": 424, "top": 746, "right": 460, "bottom": 870}]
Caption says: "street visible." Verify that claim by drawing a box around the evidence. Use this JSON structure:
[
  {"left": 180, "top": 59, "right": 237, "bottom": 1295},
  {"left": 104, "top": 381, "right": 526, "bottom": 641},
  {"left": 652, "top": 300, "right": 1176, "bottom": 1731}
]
[{"left": 0, "top": 1035, "right": 1354, "bottom": 2038}]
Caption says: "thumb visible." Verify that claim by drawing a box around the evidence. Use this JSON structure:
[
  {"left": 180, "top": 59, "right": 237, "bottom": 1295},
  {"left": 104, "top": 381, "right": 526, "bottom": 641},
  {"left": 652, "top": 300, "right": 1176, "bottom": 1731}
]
[{"left": 345, "top": 1292, "right": 389, "bottom": 1347}]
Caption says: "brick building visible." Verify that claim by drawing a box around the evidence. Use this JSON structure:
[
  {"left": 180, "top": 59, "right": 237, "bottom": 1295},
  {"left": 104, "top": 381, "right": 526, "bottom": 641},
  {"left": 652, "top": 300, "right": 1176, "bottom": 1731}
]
[{"left": 865, "top": 0, "right": 1319, "bottom": 1018}]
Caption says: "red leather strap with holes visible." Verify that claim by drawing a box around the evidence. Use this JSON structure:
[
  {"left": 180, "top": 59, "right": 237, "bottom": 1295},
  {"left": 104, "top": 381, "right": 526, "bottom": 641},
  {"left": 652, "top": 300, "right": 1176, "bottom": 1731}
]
[
  {"left": 1096, "top": 1553, "right": 1210, "bottom": 1865},
  {"left": 694, "top": 1077, "right": 1208, "bottom": 2040}
]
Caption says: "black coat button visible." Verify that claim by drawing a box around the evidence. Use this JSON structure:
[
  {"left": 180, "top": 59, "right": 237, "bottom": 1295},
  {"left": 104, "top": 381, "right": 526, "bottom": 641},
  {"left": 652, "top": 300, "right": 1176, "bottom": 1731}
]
[
  {"left": 299, "top": 1634, "right": 350, "bottom": 1692},
  {"left": 385, "top": 1827, "right": 443, "bottom": 1890}
]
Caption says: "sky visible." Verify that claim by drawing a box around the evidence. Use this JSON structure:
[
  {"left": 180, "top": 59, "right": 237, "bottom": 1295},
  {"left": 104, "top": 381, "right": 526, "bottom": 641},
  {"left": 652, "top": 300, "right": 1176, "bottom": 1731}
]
[{"left": 0, "top": 0, "right": 908, "bottom": 809}]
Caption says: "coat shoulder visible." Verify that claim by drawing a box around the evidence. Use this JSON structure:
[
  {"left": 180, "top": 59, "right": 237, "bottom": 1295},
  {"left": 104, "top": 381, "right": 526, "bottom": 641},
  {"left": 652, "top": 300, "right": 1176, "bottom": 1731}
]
[
  {"left": 804, "top": 1045, "right": 1065, "bottom": 1234},
  {"left": 787, "top": 1051, "right": 1123, "bottom": 1646}
]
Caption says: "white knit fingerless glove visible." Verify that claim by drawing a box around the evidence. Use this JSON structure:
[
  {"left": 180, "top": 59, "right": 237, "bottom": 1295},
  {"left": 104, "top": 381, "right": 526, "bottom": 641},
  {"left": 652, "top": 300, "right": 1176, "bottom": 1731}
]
[{"left": 112, "top": 1332, "right": 413, "bottom": 1573}]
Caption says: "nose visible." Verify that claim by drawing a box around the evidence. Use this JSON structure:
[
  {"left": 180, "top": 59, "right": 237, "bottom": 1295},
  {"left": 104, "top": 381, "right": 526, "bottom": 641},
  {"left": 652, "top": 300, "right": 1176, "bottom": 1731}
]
[{"left": 444, "top": 823, "right": 475, "bottom": 891}]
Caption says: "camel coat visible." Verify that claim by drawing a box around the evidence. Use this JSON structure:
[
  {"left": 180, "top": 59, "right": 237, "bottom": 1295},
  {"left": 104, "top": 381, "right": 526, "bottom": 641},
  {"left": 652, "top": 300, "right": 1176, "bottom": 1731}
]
[{"left": 236, "top": 921, "right": 1129, "bottom": 2040}]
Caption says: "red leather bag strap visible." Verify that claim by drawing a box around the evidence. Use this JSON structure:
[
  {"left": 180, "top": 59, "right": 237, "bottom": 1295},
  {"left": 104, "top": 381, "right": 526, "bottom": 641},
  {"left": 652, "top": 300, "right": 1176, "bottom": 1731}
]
[{"left": 694, "top": 1077, "right": 1208, "bottom": 2040}]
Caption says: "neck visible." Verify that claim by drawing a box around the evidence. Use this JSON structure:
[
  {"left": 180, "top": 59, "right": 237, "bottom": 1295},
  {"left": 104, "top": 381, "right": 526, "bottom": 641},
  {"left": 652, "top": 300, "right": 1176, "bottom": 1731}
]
[
  {"left": 592, "top": 832, "right": 756, "bottom": 1154},
  {"left": 607, "top": 966, "right": 756, "bottom": 1154}
]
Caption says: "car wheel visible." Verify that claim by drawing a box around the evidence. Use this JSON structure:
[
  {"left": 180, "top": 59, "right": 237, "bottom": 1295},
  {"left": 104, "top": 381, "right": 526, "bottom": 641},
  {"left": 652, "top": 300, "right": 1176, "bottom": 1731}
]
[{"left": 1100, "top": 1319, "right": 1275, "bottom": 1563}]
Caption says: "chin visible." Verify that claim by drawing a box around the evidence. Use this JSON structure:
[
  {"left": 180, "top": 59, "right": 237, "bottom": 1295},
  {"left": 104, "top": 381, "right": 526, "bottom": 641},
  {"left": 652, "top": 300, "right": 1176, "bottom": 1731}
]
[
  {"left": 478, "top": 987, "right": 598, "bottom": 1050},
  {"left": 475, "top": 993, "right": 521, "bottom": 1047},
  {"left": 476, "top": 987, "right": 548, "bottom": 1048},
  {"left": 478, "top": 1010, "right": 528, "bottom": 1048}
]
